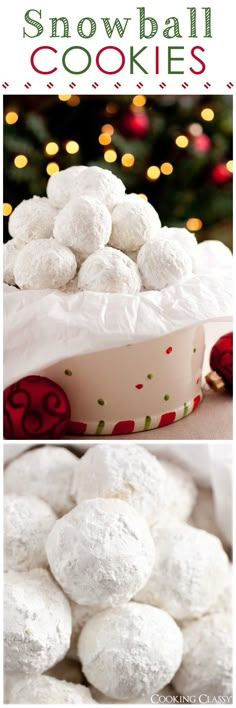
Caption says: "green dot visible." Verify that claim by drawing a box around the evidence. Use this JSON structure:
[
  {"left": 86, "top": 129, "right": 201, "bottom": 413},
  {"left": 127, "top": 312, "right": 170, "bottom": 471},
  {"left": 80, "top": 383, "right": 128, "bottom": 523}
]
[
  {"left": 64, "top": 369, "right": 72, "bottom": 376},
  {"left": 193, "top": 347, "right": 197, "bottom": 353},
  {"left": 97, "top": 398, "right": 105, "bottom": 406},
  {"left": 147, "top": 373, "right": 153, "bottom": 380},
  {"left": 183, "top": 402, "right": 188, "bottom": 416},
  {"left": 164, "top": 394, "right": 170, "bottom": 401}
]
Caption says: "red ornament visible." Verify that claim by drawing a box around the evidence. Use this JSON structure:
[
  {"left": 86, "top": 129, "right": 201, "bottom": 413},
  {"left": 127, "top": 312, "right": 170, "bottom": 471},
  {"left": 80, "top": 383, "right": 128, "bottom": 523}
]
[
  {"left": 4, "top": 375, "right": 71, "bottom": 440},
  {"left": 211, "top": 164, "right": 232, "bottom": 183},
  {"left": 210, "top": 332, "right": 233, "bottom": 392},
  {"left": 119, "top": 109, "right": 149, "bottom": 138},
  {"left": 193, "top": 134, "right": 211, "bottom": 152}
]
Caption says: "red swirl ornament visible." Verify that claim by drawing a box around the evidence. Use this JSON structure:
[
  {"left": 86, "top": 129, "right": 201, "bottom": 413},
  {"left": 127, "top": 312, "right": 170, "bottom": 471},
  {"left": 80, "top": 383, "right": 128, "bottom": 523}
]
[
  {"left": 4, "top": 375, "right": 71, "bottom": 439},
  {"left": 210, "top": 332, "right": 233, "bottom": 392}
]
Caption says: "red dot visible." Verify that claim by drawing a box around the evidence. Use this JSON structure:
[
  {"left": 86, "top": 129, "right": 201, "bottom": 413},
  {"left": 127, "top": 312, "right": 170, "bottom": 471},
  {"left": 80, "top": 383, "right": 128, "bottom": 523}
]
[
  {"left": 166, "top": 346, "right": 173, "bottom": 354},
  {"left": 135, "top": 383, "right": 143, "bottom": 390},
  {"left": 112, "top": 420, "right": 135, "bottom": 435}
]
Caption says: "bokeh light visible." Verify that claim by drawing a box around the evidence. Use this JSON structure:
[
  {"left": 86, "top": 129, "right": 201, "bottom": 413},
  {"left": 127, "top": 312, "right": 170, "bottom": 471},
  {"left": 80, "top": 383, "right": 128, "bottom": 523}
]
[
  {"left": 46, "top": 162, "right": 60, "bottom": 175},
  {"left": 186, "top": 218, "right": 203, "bottom": 231},
  {"left": 14, "top": 155, "right": 28, "bottom": 168},
  {"left": 5, "top": 111, "right": 18, "bottom": 125},
  {"left": 65, "top": 141, "right": 79, "bottom": 154}
]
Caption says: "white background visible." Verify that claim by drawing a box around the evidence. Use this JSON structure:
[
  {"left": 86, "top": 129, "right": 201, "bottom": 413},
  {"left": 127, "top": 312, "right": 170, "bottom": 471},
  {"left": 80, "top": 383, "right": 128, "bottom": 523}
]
[{"left": 0, "top": 0, "right": 234, "bottom": 93}]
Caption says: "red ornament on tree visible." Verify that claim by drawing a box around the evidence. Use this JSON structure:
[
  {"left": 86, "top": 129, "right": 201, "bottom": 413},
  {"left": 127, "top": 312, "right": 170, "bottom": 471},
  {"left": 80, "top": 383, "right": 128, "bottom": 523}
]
[
  {"left": 210, "top": 332, "right": 233, "bottom": 392},
  {"left": 193, "top": 134, "right": 211, "bottom": 152},
  {"left": 119, "top": 109, "right": 149, "bottom": 138},
  {"left": 4, "top": 375, "right": 71, "bottom": 439},
  {"left": 211, "top": 163, "right": 232, "bottom": 184}
]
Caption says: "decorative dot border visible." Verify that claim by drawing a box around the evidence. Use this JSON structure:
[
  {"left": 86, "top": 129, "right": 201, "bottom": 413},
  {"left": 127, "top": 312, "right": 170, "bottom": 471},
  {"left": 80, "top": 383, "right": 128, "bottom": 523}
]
[{"left": 1, "top": 81, "right": 234, "bottom": 91}]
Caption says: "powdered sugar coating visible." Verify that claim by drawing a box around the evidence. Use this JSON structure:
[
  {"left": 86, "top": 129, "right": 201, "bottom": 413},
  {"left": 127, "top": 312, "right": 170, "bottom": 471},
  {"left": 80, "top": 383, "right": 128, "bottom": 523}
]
[
  {"left": 160, "top": 226, "right": 198, "bottom": 261},
  {"left": 77, "top": 247, "right": 141, "bottom": 293},
  {"left": 4, "top": 568, "right": 72, "bottom": 674},
  {"left": 7, "top": 675, "right": 96, "bottom": 704},
  {"left": 47, "top": 166, "right": 88, "bottom": 209},
  {"left": 78, "top": 603, "right": 183, "bottom": 700},
  {"left": 150, "top": 459, "right": 197, "bottom": 529},
  {"left": 91, "top": 684, "right": 176, "bottom": 704},
  {"left": 136, "top": 522, "right": 229, "bottom": 620},
  {"left": 110, "top": 194, "right": 161, "bottom": 252},
  {"left": 3, "top": 239, "right": 25, "bottom": 285},
  {"left": 4, "top": 494, "right": 57, "bottom": 571},
  {"left": 8, "top": 196, "right": 57, "bottom": 242},
  {"left": 74, "top": 166, "right": 126, "bottom": 212},
  {"left": 137, "top": 239, "right": 192, "bottom": 290},
  {"left": 68, "top": 603, "right": 100, "bottom": 660},
  {"left": 53, "top": 196, "right": 112, "bottom": 257},
  {"left": 5, "top": 445, "right": 80, "bottom": 516},
  {"left": 14, "top": 238, "right": 77, "bottom": 290},
  {"left": 173, "top": 612, "right": 232, "bottom": 700},
  {"left": 73, "top": 445, "right": 197, "bottom": 527},
  {"left": 46, "top": 498, "right": 155, "bottom": 607}
]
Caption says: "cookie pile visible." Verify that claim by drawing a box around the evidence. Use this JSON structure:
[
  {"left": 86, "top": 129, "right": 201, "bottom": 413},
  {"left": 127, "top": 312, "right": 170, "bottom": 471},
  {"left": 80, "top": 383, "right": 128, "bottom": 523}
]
[
  {"left": 4, "top": 444, "right": 232, "bottom": 704},
  {"left": 4, "top": 165, "right": 197, "bottom": 294}
]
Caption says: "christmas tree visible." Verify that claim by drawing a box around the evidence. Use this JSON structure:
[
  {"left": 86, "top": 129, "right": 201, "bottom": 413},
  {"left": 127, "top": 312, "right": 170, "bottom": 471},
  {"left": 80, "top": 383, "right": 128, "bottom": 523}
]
[{"left": 3, "top": 94, "right": 233, "bottom": 248}]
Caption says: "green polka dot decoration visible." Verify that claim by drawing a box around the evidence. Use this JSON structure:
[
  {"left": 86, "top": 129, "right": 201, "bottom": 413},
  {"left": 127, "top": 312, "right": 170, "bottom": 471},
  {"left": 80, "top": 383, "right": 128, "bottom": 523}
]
[
  {"left": 164, "top": 394, "right": 170, "bottom": 401},
  {"left": 193, "top": 347, "right": 197, "bottom": 353},
  {"left": 97, "top": 398, "right": 105, "bottom": 406},
  {"left": 183, "top": 402, "right": 188, "bottom": 416},
  {"left": 147, "top": 373, "right": 153, "bottom": 380},
  {"left": 64, "top": 369, "right": 72, "bottom": 376}
]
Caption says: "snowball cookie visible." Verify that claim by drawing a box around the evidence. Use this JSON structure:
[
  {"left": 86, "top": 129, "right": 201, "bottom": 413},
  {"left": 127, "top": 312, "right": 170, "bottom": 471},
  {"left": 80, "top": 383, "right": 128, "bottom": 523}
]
[
  {"left": 46, "top": 498, "right": 155, "bottom": 607},
  {"left": 137, "top": 239, "right": 192, "bottom": 290},
  {"left": 8, "top": 196, "right": 57, "bottom": 242},
  {"left": 74, "top": 165, "right": 126, "bottom": 212},
  {"left": 160, "top": 226, "right": 198, "bottom": 261},
  {"left": 91, "top": 684, "right": 176, "bottom": 703},
  {"left": 47, "top": 165, "right": 88, "bottom": 209},
  {"left": 4, "top": 445, "right": 80, "bottom": 516},
  {"left": 14, "top": 238, "right": 77, "bottom": 290},
  {"left": 45, "top": 657, "right": 83, "bottom": 684},
  {"left": 73, "top": 445, "right": 197, "bottom": 527},
  {"left": 4, "top": 494, "right": 57, "bottom": 571},
  {"left": 53, "top": 196, "right": 112, "bottom": 258},
  {"left": 78, "top": 247, "right": 141, "bottom": 294},
  {"left": 68, "top": 602, "right": 99, "bottom": 660},
  {"left": 7, "top": 675, "right": 96, "bottom": 704},
  {"left": 209, "top": 562, "right": 233, "bottom": 615},
  {"left": 3, "top": 239, "right": 24, "bottom": 285},
  {"left": 78, "top": 603, "right": 183, "bottom": 700},
  {"left": 136, "top": 522, "right": 229, "bottom": 620},
  {"left": 110, "top": 194, "right": 161, "bottom": 252},
  {"left": 173, "top": 612, "right": 232, "bottom": 701},
  {"left": 4, "top": 568, "right": 72, "bottom": 674}
]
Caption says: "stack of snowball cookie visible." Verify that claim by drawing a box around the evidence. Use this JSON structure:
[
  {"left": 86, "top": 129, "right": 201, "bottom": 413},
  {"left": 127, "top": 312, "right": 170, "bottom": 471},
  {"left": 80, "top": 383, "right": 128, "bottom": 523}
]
[
  {"left": 4, "top": 445, "right": 232, "bottom": 704},
  {"left": 4, "top": 165, "right": 197, "bottom": 293}
]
